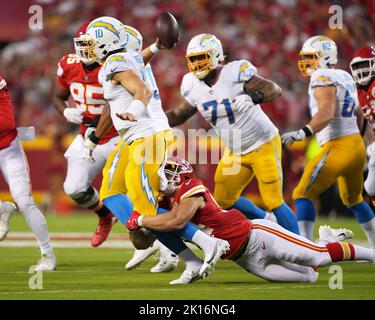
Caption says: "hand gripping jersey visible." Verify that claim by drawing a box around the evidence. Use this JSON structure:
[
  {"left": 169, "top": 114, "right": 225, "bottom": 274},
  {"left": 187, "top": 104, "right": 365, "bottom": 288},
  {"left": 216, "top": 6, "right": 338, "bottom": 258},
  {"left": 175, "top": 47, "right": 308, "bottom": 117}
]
[
  {"left": 308, "top": 68, "right": 360, "bottom": 145},
  {"left": 357, "top": 78, "right": 375, "bottom": 134},
  {"left": 0, "top": 74, "right": 18, "bottom": 149},
  {"left": 57, "top": 54, "right": 118, "bottom": 144},
  {"left": 180, "top": 60, "right": 278, "bottom": 154},
  {"left": 99, "top": 51, "right": 170, "bottom": 144},
  {"left": 173, "top": 178, "right": 252, "bottom": 260}
]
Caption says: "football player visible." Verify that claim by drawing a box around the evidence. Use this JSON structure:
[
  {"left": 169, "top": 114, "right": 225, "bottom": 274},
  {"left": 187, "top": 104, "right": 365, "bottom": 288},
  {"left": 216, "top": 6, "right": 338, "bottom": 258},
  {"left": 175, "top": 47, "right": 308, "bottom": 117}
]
[
  {"left": 281, "top": 36, "right": 375, "bottom": 247},
  {"left": 126, "top": 157, "right": 374, "bottom": 284},
  {"left": 350, "top": 46, "right": 375, "bottom": 205},
  {"left": 84, "top": 17, "right": 230, "bottom": 278},
  {"left": 0, "top": 74, "right": 56, "bottom": 271},
  {"left": 164, "top": 33, "right": 299, "bottom": 233},
  {"left": 52, "top": 23, "right": 118, "bottom": 248}
]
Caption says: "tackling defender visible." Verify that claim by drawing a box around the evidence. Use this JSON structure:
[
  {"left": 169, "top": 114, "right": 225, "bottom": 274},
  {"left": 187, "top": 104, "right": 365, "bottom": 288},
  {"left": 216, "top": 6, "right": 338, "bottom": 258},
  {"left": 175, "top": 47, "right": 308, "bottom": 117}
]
[
  {"left": 126, "top": 157, "right": 374, "bottom": 284},
  {"left": 282, "top": 36, "right": 375, "bottom": 247},
  {"left": 0, "top": 73, "right": 56, "bottom": 271},
  {"left": 350, "top": 46, "right": 375, "bottom": 206},
  {"left": 165, "top": 33, "right": 299, "bottom": 233},
  {"left": 52, "top": 23, "right": 118, "bottom": 247}
]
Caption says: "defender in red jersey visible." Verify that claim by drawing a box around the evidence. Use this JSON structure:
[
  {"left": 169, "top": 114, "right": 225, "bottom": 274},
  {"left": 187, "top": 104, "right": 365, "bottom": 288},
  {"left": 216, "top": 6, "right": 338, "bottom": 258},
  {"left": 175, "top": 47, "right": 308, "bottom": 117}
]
[
  {"left": 350, "top": 46, "right": 375, "bottom": 203},
  {"left": 127, "top": 157, "right": 375, "bottom": 284},
  {"left": 52, "top": 23, "right": 118, "bottom": 247},
  {"left": 0, "top": 75, "right": 56, "bottom": 270}
]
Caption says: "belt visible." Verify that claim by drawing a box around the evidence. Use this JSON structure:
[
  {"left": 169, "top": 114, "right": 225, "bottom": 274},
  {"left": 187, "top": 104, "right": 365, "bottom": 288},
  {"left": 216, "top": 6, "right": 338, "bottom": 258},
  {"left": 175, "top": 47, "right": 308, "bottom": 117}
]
[{"left": 230, "top": 232, "right": 251, "bottom": 261}]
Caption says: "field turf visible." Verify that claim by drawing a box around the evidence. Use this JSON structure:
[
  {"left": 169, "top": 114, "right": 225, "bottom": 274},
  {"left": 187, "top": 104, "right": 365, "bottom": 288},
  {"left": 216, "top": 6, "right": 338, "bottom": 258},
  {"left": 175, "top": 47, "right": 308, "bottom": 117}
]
[{"left": 0, "top": 213, "right": 374, "bottom": 300}]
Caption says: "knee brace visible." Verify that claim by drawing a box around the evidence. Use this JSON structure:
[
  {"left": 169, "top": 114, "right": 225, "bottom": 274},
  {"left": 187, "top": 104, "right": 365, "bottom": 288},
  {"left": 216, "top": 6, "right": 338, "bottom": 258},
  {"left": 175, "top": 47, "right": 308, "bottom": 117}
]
[{"left": 70, "top": 186, "right": 100, "bottom": 209}]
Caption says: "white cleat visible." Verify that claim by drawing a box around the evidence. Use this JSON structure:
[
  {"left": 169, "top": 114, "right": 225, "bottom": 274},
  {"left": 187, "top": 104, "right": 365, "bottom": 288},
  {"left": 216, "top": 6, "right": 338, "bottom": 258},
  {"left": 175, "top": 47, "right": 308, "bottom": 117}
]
[
  {"left": 199, "top": 239, "right": 230, "bottom": 278},
  {"left": 318, "top": 225, "right": 354, "bottom": 244},
  {"left": 35, "top": 254, "right": 57, "bottom": 272},
  {"left": 0, "top": 201, "right": 17, "bottom": 240},
  {"left": 169, "top": 268, "right": 202, "bottom": 285},
  {"left": 151, "top": 255, "right": 179, "bottom": 273},
  {"left": 125, "top": 244, "right": 159, "bottom": 270}
]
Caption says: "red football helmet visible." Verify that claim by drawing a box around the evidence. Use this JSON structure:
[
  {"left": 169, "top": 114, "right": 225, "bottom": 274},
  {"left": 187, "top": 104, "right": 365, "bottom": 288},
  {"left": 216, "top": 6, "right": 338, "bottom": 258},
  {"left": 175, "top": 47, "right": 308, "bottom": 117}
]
[
  {"left": 73, "top": 22, "right": 97, "bottom": 65},
  {"left": 350, "top": 46, "right": 375, "bottom": 86},
  {"left": 163, "top": 157, "right": 195, "bottom": 192}
]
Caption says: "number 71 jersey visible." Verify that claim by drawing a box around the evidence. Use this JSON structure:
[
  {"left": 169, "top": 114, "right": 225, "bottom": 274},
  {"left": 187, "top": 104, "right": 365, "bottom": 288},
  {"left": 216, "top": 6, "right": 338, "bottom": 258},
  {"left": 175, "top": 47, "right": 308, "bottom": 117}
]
[
  {"left": 180, "top": 60, "right": 278, "bottom": 155},
  {"left": 308, "top": 68, "right": 359, "bottom": 146}
]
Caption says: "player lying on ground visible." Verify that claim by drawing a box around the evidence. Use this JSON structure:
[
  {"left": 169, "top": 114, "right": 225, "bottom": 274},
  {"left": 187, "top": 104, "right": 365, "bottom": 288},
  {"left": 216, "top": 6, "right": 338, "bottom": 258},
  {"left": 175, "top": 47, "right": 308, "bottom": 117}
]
[
  {"left": 165, "top": 33, "right": 299, "bottom": 234},
  {"left": 0, "top": 74, "right": 56, "bottom": 271},
  {"left": 281, "top": 36, "right": 375, "bottom": 248},
  {"left": 350, "top": 46, "right": 375, "bottom": 206},
  {"left": 52, "top": 23, "right": 118, "bottom": 247},
  {"left": 126, "top": 157, "right": 375, "bottom": 284},
  {"left": 83, "top": 17, "right": 230, "bottom": 279}
]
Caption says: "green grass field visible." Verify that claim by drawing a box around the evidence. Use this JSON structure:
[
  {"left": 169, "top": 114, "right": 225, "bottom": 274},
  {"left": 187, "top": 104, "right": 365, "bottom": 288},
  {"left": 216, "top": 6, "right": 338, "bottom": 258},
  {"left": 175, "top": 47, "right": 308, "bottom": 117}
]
[{"left": 0, "top": 213, "right": 374, "bottom": 300}]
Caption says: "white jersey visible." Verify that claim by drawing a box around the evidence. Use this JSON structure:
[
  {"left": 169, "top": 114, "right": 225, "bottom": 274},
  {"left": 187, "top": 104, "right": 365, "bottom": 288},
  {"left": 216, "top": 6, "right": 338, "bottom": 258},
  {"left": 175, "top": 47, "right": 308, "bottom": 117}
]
[
  {"left": 180, "top": 60, "right": 278, "bottom": 154},
  {"left": 308, "top": 68, "right": 359, "bottom": 146},
  {"left": 100, "top": 51, "right": 170, "bottom": 144}
]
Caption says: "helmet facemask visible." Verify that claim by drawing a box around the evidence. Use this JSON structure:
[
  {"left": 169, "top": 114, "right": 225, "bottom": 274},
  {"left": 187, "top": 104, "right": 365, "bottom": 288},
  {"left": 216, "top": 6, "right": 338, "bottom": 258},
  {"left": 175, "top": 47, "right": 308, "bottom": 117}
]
[
  {"left": 350, "top": 58, "right": 375, "bottom": 86},
  {"left": 186, "top": 52, "right": 214, "bottom": 79},
  {"left": 74, "top": 35, "right": 98, "bottom": 65},
  {"left": 298, "top": 52, "right": 322, "bottom": 77},
  {"left": 163, "top": 160, "right": 194, "bottom": 195}
]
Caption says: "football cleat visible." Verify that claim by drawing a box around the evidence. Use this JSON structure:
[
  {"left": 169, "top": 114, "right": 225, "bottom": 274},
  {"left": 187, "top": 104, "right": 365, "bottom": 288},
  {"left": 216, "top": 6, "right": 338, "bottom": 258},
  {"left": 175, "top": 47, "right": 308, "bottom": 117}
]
[
  {"left": 91, "top": 213, "right": 117, "bottom": 248},
  {"left": 199, "top": 239, "right": 230, "bottom": 278},
  {"left": 169, "top": 268, "right": 202, "bottom": 285},
  {"left": 151, "top": 254, "right": 179, "bottom": 273},
  {"left": 318, "top": 225, "right": 354, "bottom": 244},
  {"left": 0, "top": 201, "right": 17, "bottom": 241},
  {"left": 125, "top": 243, "right": 159, "bottom": 270},
  {"left": 35, "top": 254, "right": 57, "bottom": 272}
]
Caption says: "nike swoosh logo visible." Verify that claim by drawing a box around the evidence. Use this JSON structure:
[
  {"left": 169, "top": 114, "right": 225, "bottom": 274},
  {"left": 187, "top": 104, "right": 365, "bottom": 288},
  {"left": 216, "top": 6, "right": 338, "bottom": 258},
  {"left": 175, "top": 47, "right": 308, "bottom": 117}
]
[
  {"left": 338, "top": 233, "right": 346, "bottom": 238},
  {"left": 262, "top": 242, "right": 266, "bottom": 250},
  {"left": 206, "top": 246, "right": 217, "bottom": 264},
  {"left": 110, "top": 67, "right": 119, "bottom": 73}
]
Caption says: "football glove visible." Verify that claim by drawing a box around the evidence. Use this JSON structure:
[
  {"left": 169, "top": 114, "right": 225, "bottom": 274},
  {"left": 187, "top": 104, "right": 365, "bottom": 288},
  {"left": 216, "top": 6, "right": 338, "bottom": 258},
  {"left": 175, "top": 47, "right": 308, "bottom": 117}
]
[
  {"left": 126, "top": 211, "right": 143, "bottom": 232},
  {"left": 63, "top": 108, "right": 83, "bottom": 124},
  {"left": 233, "top": 94, "right": 255, "bottom": 113},
  {"left": 281, "top": 125, "right": 314, "bottom": 145},
  {"left": 82, "top": 128, "right": 99, "bottom": 163}
]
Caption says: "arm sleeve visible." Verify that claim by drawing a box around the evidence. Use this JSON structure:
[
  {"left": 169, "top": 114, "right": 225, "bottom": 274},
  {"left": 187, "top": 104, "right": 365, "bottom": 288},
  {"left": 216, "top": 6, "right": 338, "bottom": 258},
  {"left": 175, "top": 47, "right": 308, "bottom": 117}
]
[
  {"left": 310, "top": 69, "right": 338, "bottom": 88},
  {"left": 235, "top": 60, "right": 257, "bottom": 83},
  {"left": 180, "top": 74, "right": 197, "bottom": 107}
]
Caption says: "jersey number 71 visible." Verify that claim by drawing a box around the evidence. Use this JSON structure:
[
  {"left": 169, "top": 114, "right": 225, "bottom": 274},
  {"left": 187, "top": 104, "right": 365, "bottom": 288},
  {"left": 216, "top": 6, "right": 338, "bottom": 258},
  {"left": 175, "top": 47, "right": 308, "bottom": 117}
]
[{"left": 202, "top": 98, "right": 235, "bottom": 126}]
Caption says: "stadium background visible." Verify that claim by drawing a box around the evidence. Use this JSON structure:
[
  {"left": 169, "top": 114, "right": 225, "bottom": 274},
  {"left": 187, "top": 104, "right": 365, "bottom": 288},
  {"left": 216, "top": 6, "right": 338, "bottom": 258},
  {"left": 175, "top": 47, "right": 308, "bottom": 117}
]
[{"left": 0, "top": 0, "right": 373, "bottom": 216}]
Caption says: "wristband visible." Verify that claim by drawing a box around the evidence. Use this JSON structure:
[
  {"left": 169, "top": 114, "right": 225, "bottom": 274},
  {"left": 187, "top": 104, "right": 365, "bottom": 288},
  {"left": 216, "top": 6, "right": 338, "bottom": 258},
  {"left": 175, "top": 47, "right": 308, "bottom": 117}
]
[
  {"left": 248, "top": 90, "right": 264, "bottom": 104},
  {"left": 88, "top": 131, "right": 100, "bottom": 144},
  {"left": 138, "top": 215, "right": 144, "bottom": 227},
  {"left": 150, "top": 43, "right": 159, "bottom": 54},
  {"left": 302, "top": 125, "right": 314, "bottom": 137}
]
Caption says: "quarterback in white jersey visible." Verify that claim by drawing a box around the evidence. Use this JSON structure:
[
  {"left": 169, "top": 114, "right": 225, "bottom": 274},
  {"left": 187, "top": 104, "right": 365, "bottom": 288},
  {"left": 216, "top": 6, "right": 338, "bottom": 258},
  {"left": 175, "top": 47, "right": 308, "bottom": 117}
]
[
  {"left": 281, "top": 36, "right": 375, "bottom": 247},
  {"left": 167, "top": 33, "right": 300, "bottom": 234}
]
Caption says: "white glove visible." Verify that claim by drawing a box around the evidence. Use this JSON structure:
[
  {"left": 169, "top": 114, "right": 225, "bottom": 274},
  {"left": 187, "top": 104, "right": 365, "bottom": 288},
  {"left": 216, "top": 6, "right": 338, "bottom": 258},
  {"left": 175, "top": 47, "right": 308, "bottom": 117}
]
[
  {"left": 63, "top": 108, "right": 83, "bottom": 124},
  {"left": 82, "top": 128, "right": 98, "bottom": 163},
  {"left": 233, "top": 94, "right": 255, "bottom": 113},
  {"left": 367, "top": 141, "right": 375, "bottom": 157},
  {"left": 281, "top": 129, "right": 307, "bottom": 145}
]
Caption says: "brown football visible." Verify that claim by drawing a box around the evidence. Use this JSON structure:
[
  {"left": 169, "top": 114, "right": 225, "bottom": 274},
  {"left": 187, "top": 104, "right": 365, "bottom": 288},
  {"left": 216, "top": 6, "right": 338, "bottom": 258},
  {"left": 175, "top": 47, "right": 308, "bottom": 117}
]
[{"left": 156, "top": 11, "right": 180, "bottom": 48}]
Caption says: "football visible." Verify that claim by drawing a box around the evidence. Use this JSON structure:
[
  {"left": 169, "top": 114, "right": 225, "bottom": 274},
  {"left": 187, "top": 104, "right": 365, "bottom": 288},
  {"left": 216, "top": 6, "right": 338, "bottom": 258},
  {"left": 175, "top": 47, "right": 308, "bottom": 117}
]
[{"left": 156, "top": 11, "right": 180, "bottom": 48}]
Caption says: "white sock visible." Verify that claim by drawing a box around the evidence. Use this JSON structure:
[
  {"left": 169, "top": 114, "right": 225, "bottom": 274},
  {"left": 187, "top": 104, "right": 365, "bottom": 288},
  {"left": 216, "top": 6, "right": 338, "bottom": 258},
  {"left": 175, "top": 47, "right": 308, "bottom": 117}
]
[
  {"left": 352, "top": 244, "right": 375, "bottom": 262},
  {"left": 192, "top": 230, "right": 218, "bottom": 255},
  {"left": 178, "top": 248, "right": 202, "bottom": 270},
  {"left": 298, "top": 221, "right": 314, "bottom": 240},
  {"left": 360, "top": 218, "right": 375, "bottom": 248},
  {"left": 22, "top": 205, "right": 54, "bottom": 258},
  {"left": 159, "top": 243, "right": 177, "bottom": 260}
]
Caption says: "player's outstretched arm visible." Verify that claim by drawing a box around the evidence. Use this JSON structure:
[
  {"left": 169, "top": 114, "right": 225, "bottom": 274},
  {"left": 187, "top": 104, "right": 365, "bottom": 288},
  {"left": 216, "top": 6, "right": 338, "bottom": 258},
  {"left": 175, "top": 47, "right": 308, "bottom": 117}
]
[
  {"left": 51, "top": 80, "right": 71, "bottom": 115},
  {"left": 244, "top": 75, "right": 282, "bottom": 104},
  {"left": 166, "top": 98, "right": 198, "bottom": 127},
  {"left": 141, "top": 38, "right": 168, "bottom": 65}
]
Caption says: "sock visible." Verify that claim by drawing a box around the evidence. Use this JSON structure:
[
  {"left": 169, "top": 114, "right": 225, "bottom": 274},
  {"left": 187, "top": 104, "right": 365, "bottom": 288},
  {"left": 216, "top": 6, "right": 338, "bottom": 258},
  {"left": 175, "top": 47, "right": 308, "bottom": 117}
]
[
  {"left": 295, "top": 198, "right": 315, "bottom": 239},
  {"left": 348, "top": 201, "right": 375, "bottom": 248},
  {"left": 93, "top": 203, "right": 111, "bottom": 217},
  {"left": 191, "top": 229, "right": 218, "bottom": 256},
  {"left": 228, "top": 196, "right": 267, "bottom": 219},
  {"left": 272, "top": 202, "right": 300, "bottom": 234},
  {"left": 149, "top": 230, "right": 187, "bottom": 255},
  {"left": 103, "top": 194, "right": 134, "bottom": 224},
  {"left": 326, "top": 242, "right": 375, "bottom": 263},
  {"left": 178, "top": 248, "right": 202, "bottom": 270},
  {"left": 159, "top": 242, "right": 178, "bottom": 260}
]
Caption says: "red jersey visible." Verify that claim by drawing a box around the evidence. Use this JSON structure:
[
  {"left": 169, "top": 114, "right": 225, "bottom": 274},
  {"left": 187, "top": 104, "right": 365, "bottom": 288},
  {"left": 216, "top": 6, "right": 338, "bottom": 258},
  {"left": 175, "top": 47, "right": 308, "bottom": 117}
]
[
  {"left": 357, "top": 78, "right": 375, "bottom": 134},
  {"left": 173, "top": 178, "right": 252, "bottom": 260},
  {"left": 57, "top": 54, "right": 117, "bottom": 144},
  {"left": 0, "top": 74, "right": 17, "bottom": 149}
]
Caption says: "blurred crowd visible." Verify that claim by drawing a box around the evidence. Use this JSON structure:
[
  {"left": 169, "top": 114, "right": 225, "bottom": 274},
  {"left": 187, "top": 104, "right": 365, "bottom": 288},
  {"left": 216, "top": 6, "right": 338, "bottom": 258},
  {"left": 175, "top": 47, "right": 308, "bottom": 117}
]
[{"left": 0, "top": 0, "right": 374, "bottom": 213}]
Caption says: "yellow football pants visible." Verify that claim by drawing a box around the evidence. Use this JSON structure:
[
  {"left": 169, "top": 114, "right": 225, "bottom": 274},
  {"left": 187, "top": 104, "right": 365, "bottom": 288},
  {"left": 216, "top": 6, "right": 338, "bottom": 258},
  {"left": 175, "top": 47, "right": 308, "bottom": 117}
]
[
  {"left": 214, "top": 134, "right": 284, "bottom": 211},
  {"left": 100, "top": 130, "right": 173, "bottom": 216},
  {"left": 292, "top": 134, "right": 365, "bottom": 206}
]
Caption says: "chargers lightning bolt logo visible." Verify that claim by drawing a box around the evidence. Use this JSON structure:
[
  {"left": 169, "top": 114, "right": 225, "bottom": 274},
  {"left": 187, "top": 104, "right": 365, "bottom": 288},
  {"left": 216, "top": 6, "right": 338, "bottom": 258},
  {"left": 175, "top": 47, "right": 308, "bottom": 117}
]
[
  {"left": 305, "top": 148, "right": 331, "bottom": 193},
  {"left": 140, "top": 159, "right": 157, "bottom": 208},
  {"left": 107, "top": 144, "right": 123, "bottom": 191}
]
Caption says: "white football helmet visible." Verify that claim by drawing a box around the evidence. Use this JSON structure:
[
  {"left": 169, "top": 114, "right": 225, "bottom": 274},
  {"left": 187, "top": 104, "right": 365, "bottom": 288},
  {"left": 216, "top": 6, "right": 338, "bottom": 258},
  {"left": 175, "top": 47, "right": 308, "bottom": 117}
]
[
  {"left": 123, "top": 25, "right": 143, "bottom": 52},
  {"left": 85, "top": 16, "right": 127, "bottom": 62},
  {"left": 298, "top": 35, "right": 338, "bottom": 77},
  {"left": 186, "top": 33, "right": 224, "bottom": 79}
]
